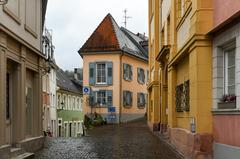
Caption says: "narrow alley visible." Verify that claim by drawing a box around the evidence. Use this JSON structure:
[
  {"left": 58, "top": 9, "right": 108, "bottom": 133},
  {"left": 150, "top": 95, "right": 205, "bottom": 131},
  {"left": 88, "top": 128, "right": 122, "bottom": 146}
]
[{"left": 35, "top": 119, "right": 183, "bottom": 159}]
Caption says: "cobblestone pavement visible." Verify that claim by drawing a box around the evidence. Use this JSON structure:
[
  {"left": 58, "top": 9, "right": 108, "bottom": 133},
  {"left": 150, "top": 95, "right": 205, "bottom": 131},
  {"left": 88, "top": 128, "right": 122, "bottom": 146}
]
[{"left": 35, "top": 119, "right": 183, "bottom": 159}]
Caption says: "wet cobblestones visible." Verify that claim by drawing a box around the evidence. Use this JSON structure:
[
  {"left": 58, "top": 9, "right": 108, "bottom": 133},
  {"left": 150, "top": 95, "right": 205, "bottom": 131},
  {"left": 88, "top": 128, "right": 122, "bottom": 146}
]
[{"left": 35, "top": 119, "right": 183, "bottom": 159}]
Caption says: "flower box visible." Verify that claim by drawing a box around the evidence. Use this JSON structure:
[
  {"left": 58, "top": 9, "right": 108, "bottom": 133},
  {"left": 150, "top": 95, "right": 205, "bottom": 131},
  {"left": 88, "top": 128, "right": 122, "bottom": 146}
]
[{"left": 218, "top": 102, "right": 236, "bottom": 109}]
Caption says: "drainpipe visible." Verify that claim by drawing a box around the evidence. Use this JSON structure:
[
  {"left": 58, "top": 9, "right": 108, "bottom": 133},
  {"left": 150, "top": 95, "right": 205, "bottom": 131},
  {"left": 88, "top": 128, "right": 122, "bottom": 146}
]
[{"left": 119, "top": 52, "right": 123, "bottom": 123}]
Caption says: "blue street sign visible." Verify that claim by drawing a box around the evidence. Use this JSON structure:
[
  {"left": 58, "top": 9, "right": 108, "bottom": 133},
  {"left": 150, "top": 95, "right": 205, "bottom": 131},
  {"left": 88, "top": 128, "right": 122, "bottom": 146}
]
[
  {"left": 108, "top": 107, "right": 116, "bottom": 113},
  {"left": 83, "top": 86, "right": 90, "bottom": 94}
]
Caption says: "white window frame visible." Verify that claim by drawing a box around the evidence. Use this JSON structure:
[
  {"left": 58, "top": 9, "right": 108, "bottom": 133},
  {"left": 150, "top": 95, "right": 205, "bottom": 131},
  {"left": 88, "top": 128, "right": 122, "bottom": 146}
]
[
  {"left": 96, "top": 90, "right": 107, "bottom": 106},
  {"left": 96, "top": 62, "right": 107, "bottom": 85},
  {"left": 224, "top": 48, "right": 236, "bottom": 95}
]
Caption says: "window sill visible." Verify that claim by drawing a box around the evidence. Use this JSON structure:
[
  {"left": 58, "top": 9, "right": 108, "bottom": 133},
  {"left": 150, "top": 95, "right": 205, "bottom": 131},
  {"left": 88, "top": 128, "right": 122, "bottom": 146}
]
[
  {"left": 94, "top": 84, "right": 110, "bottom": 87},
  {"left": 123, "top": 106, "right": 132, "bottom": 109},
  {"left": 124, "top": 78, "right": 132, "bottom": 82},
  {"left": 137, "top": 106, "right": 145, "bottom": 109},
  {"left": 212, "top": 108, "right": 240, "bottom": 115},
  {"left": 90, "top": 106, "right": 109, "bottom": 108}
]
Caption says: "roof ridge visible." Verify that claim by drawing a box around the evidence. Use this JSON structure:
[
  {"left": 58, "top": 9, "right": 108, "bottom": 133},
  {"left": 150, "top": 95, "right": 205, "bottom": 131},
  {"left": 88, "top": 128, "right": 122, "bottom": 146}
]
[{"left": 107, "top": 14, "right": 121, "bottom": 49}]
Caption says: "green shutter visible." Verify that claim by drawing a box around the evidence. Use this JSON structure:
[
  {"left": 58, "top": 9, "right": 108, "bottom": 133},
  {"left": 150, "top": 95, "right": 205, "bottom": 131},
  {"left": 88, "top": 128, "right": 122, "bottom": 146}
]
[
  {"left": 89, "top": 62, "right": 95, "bottom": 85},
  {"left": 130, "top": 92, "right": 133, "bottom": 106},
  {"left": 142, "top": 69, "right": 145, "bottom": 84},
  {"left": 107, "top": 62, "right": 113, "bottom": 85}
]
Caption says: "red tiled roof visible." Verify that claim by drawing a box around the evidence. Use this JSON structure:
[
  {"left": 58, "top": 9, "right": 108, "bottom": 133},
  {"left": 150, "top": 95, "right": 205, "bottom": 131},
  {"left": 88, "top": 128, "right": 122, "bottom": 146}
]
[{"left": 79, "top": 13, "right": 120, "bottom": 53}]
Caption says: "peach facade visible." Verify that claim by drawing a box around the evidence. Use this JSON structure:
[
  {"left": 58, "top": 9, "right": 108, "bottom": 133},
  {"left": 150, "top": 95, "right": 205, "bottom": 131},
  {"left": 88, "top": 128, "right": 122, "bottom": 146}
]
[{"left": 82, "top": 53, "right": 148, "bottom": 123}]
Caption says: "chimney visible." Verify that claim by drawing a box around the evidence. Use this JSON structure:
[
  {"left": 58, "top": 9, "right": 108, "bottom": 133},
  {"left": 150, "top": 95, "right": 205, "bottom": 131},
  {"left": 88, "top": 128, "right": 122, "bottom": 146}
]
[{"left": 74, "top": 68, "right": 78, "bottom": 81}]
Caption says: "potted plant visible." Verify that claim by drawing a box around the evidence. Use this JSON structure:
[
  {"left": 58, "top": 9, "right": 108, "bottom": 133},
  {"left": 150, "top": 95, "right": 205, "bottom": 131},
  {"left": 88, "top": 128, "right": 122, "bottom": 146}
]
[{"left": 218, "top": 94, "right": 236, "bottom": 109}]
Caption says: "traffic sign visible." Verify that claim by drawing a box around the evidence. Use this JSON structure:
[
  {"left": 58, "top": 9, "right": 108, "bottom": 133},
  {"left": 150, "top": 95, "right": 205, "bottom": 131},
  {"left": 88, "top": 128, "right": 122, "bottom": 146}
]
[{"left": 83, "top": 86, "right": 90, "bottom": 95}]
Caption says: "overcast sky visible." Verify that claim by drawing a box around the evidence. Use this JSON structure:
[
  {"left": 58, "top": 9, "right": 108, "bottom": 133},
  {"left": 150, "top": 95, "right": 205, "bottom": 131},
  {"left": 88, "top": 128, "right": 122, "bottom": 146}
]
[{"left": 45, "top": 0, "right": 148, "bottom": 71}]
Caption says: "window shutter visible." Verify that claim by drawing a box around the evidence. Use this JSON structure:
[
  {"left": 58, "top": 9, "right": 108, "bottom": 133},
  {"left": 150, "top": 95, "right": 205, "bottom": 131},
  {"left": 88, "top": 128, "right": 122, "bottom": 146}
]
[
  {"left": 130, "top": 65, "right": 133, "bottom": 80},
  {"left": 107, "top": 62, "right": 113, "bottom": 85},
  {"left": 89, "top": 91, "right": 96, "bottom": 106},
  {"left": 130, "top": 92, "right": 133, "bottom": 106},
  {"left": 146, "top": 70, "right": 149, "bottom": 82},
  {"left": 142, "top": 70, "right": 145, "bottom": 84},
  {"left": 123, "top": 63, "right": 127, "bottom": 80},
  {"left": 145, "top": 93, "right": 148, "bottom": 107},
  {"left": 137, "top": 93, "right": 140, "bottom": 107},
  {"left": 89, "top": 62, "right": 95, "bottom": 85},
  {"left": 106, "top": 90, "right": 113, "bottom": 106},
  {"left": 123, "top": 91, "right": 126, "bottom": 106},
  {"left": 137, "top": 68, "right": 140, "bottom": 83}
]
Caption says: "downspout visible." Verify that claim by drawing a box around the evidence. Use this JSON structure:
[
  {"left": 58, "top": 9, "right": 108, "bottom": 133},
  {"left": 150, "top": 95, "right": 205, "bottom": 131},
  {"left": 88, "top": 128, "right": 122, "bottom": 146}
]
[{"left": 119, "top": 52, "right": 123, "bottom": 123}]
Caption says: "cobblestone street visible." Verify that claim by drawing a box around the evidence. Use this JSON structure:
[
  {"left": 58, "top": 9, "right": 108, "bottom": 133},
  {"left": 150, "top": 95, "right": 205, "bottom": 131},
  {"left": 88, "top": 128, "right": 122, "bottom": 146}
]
[{"left": 35, "top": 119, "right": 183, "bottom": 159}]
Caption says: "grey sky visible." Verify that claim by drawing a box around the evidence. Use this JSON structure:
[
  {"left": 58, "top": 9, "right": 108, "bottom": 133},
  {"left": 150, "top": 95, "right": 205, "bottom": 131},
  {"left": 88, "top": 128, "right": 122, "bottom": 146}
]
[{"left": 46, "top": 0, "right": 148, "bottom": 71}]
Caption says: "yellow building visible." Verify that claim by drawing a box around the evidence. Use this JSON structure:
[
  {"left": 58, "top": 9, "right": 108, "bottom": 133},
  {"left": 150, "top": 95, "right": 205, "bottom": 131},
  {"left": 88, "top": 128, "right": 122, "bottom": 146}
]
[
  {"left": 148, "top": 0, "right": 213, "bottom": 158},
  {"left": 79, "top": 14, "right": 148, "bottom": 123}
]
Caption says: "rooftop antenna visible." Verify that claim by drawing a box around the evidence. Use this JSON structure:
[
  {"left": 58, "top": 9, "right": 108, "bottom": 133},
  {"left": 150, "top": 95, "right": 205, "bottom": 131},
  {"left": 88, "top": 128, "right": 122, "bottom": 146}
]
[{"left": 123, "top": 9, "right": 131, "bottom": 28}]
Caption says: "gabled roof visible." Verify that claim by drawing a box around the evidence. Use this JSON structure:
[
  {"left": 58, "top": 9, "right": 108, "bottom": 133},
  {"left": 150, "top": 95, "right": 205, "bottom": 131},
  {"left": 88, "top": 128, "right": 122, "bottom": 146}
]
[
  {"left": 78, "top": 13, "right": 148, "bottom": 61},
  {"left": 56, "top": 69, "right": 82, "bottom": 95}
]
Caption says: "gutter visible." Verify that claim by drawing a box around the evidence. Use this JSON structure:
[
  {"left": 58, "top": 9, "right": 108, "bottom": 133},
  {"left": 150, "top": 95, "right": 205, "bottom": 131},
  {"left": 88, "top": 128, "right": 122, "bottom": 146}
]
[{"left": 119, "top": 52, "right": 123, "bottom": 123}]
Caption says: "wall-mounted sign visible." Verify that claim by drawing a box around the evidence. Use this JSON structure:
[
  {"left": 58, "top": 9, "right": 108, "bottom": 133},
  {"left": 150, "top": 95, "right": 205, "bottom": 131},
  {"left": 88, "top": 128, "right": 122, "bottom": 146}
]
[
  {"left": 108, "top": 107, "right": 116, "bottom": 113},
  {"left": 83, "top": 86, "right": 90, "bottom": 95}
]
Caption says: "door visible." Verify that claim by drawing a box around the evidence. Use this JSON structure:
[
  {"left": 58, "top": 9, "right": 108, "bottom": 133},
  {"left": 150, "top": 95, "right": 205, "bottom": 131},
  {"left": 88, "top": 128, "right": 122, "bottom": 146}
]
[{"left": 6, "top": 72, "right": 12, "bottom": 144}]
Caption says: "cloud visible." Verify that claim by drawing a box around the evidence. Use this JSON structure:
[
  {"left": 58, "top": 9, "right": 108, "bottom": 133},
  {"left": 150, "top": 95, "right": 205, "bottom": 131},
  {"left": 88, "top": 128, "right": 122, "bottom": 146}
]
[{"left": 46, "top": 0, "right": 148, "bottom": 71}]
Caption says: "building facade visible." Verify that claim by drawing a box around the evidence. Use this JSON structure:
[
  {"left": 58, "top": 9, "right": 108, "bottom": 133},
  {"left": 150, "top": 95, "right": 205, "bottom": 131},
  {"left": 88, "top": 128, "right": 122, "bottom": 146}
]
[
  {"left": 0, "top": 0, "right": 48, "bottom": 158},
  {"left": 56, "top": 69, "right": 83, "bottom": 137},
  {"left": 42, "top": 27, "right": 58, "bottom": 137},
  {"left": 148, "top": 0, "right": 213, "bottom": 158},
  {"left": 79, "top": 14, "right": 148, "bottom": 123},
  {"left": 209, "top": 1, "right": 240, "bottom": 158}
]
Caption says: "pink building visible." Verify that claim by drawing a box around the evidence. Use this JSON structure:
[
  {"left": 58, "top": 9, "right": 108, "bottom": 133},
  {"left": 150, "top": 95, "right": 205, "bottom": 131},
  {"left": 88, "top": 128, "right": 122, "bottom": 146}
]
[
  {"left": 78, "top": 14, "right": 148, "bottom": 123},
  {"left": 210, "top": 1, "right": 240, "bottom": 159}
]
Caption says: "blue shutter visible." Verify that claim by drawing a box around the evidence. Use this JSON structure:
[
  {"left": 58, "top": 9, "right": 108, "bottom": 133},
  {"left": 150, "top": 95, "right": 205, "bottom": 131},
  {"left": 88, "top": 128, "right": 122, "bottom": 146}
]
[
  {"left": 107, "top": 62, "right": 113, "bottom": 85},
  {"left": 130, "top": 92, "right": 133, "bottom": 106},
  {"left": 89, "top": 62, "right": 95, "bottom": 85},
  {"left": 106, "top": 90, "right": 113, "bottom": 106},
  {"left": 123, "top": 91, "right": 126, "bottom": 106},
  {"left": 142, "top": 69, "right": 145, "bottom": 84},
  {"left": 137, "top": 68, "right": 141, "bottom": 83},
  {"left": 137, "top": 93, "right": 140, "bottom": 107},
  {"left": 89, "top": 91, "right": 96, "bottom": 106},
  {"left": 123, "top": 63, "right": 127, "bottom": 80},
  {"left": 130, "top": 65, "right": 133, "bottom": 80}
]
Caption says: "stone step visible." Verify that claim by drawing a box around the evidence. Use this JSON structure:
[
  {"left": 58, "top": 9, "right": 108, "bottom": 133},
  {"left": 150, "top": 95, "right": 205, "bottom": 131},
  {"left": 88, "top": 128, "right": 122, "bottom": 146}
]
[
  {"left": 11, "top": 152, "right": 34, "bottom": 159},
  {"left": 10, "top": 148, "right": 24, "bottom": 158}
]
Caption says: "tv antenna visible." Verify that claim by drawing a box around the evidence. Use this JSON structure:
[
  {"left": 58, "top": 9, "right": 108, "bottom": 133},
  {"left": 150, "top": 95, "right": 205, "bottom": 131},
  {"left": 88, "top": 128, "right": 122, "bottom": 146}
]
[{"left": 123, "top": 9, "right": 131, "bottom": 28}]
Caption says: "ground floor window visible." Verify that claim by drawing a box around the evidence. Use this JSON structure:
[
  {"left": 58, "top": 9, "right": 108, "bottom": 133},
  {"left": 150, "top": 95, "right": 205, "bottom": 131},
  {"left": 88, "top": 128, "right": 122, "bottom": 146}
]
[{"left": 97, "top": 91, "right": 106, "bottom": 106}]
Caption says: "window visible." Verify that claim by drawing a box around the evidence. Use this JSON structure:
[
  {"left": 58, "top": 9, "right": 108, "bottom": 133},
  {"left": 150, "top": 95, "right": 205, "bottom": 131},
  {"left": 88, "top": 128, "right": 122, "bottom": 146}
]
[
  {"left": 224, "top": 49, "right": 236, "bottom": 94},
  {"left": 123, "top": 63, "right": 133, "bottom": 81},
  {"left": 96, "top": 63, "right": 107, "bottom": 84},
  {"left": 176, "top": 80, "right": 190, "bottom": 112},
  {"left": 177, "top": 0, "right": 191, "bottom": 21},
  {"left": 89, "top": 62, "right": 113, "bottom": 85},
  {"left": 137, "top": 68, "right": 145, "bottom": 84},
  {"left": 89, "top": 90, "right": 113, "bottom": 107},
  {"left": 6, "top": 73, "right": 10, "bottom": 120},
  {"left": 123, "top": 91, "right": 133, "bottom": 107},
  {"left": 97, "top": 91, "right": 107, "bottom": 106},
  {"left": 137, "top": 93, "right": 146, "bottom": 108}
]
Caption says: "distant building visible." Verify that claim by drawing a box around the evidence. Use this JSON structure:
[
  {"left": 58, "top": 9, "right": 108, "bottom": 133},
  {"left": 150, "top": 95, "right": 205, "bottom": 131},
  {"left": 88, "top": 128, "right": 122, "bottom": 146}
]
[
  {"left": 0, "top": 0, "right": 48, "bottom": 158},
  {"left": 78, "top": 14, "right": 149, "bottom": 123},
  {"left": 42, "top": 27, "right": 58, "bottom": 137},
  {"left": 56, "top": 69, "right": 83, "bottom": 137}
]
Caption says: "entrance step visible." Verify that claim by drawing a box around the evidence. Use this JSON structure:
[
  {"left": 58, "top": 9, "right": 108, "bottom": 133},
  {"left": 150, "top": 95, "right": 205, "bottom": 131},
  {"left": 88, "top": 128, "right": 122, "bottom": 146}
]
[{"left": 11, "top": 152, "right": 34, "bottom": 159}]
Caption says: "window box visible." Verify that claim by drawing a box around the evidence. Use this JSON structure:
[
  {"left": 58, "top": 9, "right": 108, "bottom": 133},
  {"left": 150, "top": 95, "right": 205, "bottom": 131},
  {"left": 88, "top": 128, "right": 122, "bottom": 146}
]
[{"left": 218, "top": 102, "right": 236, "bottom": 109}]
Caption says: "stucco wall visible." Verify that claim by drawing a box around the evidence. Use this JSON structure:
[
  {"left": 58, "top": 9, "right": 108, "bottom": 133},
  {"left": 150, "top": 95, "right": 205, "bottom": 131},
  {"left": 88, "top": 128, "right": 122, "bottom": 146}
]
[
  {"left": 83, "top": 53, "right": 121, "bottom": 117},
  {"left": 121, "top": 54, "right": 148, "bottom": 117}
]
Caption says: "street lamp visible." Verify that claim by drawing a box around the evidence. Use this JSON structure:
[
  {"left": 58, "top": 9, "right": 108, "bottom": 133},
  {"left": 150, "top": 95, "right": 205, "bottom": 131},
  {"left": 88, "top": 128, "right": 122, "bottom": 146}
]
[{"left": 0, "top": 0, "right": 8, "bottom": 5}]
